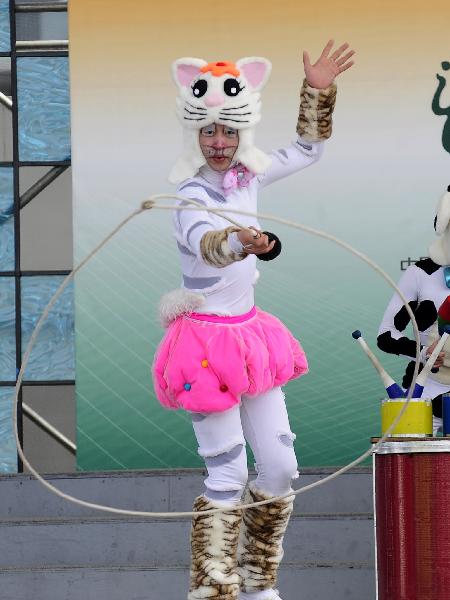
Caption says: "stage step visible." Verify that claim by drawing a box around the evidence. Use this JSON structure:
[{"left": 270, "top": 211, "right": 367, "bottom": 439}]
[
  {"left": 0, "top": 564, "right": 375, "bottom": 600},
  {"left": 0, "top": 468, "right": 375, "bottom": 599},
  {"left": 0, "top": 467, "right": 373, "bottom": 518},
  {"left": 0, "top": 514, "right": 373, "bottom": 568}
]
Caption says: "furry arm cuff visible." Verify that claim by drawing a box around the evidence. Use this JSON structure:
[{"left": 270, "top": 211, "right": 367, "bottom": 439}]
[
  {"left": 200, "top": 226, "right": 247, "bottom": 268},
  {"left": 296, "top": 79, "right": 337, "bottom": 142}
]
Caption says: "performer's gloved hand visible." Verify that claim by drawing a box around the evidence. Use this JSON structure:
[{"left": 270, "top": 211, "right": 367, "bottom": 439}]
[
  {"left": 257, "top": 231, "right": 282, "bottom": 261},
  {"left": 238, "top": 226, "right": 276, "bottom": 258},
  {"left": 425, "top": 341, "right": 445, "bottom": 369}
]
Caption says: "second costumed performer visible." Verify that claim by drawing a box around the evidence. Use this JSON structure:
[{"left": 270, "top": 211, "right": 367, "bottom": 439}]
[
  {"left": 378, "top": 186, "right": 450, "bottom": 435},
  {"left": 153, "top": 40, "right": 354, "bottom": 600}
]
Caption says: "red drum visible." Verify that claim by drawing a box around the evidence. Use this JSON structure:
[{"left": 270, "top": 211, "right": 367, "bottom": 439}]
[{"left": 374, "top": 439, "right": 450, "bottom": 600}]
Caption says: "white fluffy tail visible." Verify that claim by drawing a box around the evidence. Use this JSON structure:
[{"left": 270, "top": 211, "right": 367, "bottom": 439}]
[{"left": 158, "top": 288, "right": 205, "bottom": 327}]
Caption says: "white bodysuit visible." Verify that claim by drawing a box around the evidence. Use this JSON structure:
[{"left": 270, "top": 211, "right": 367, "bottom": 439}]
[
  {"left": 173, "top": 138, "right": 324, "bottom": 315},
  {"left": 170, "top": 137, "right": 324, "bottom": 506}
]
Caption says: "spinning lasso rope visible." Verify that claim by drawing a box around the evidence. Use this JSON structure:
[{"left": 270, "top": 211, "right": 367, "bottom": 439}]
[{"left": 13, "top": 193, "right": 422, "bottom": 517}]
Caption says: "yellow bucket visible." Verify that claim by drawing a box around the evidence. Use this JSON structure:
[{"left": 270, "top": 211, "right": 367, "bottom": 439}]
[{"left": 381, "top": 398, "right": 433, "bottom": 437}]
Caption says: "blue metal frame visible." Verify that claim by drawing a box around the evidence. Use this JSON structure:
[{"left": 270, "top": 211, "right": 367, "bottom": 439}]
[{"left": 0, "top": 1, "right": 73, "bottom": 472}]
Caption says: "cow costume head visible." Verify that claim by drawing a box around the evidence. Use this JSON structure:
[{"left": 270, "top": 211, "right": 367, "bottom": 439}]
[{"left": 429, "top": 185, "right": 450, "bottom": 265}]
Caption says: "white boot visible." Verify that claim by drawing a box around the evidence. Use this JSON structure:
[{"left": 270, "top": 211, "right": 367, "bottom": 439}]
[{"left": 240, "top": 589, "right": 282, "bottom": 600}]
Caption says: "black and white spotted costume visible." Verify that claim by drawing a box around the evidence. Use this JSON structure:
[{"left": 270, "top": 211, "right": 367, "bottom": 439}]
[
  {"left": 378, "top": 259, "right": 450, "bottom": 419},
  {"left": 378, "top": 186, "right": 450, "bottom": 427}
]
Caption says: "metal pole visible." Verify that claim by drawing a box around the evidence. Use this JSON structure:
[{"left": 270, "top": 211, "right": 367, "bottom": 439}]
[
  {"left": 10, "top": 0, "right": 24, "bottom": 472},
  {"left": 15, "top": 2, "right": 67, "bottom": 12},
  {"left": 20, "top": 165, "right": 69, "bottom": 208},
  {"left": 22, "top": 402, "right": 76, "bottom": 454},
  {"left": 16, "top": 40, "right": 68, "bottom": 50},
  {"left": 0, "top": 91, "right": 13, "bottom": 110}
]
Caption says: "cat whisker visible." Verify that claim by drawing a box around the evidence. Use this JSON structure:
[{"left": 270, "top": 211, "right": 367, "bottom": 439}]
[
  {"left": 219, "top": 117, "right": 250, "bottom": 124},
  {"left": 185, "top": 107, "right": 208, "bottom": 116},
  {"left": 220, "top": 104, "right": 249, "bottom": 111},
  {"left": 186, "top": 102, "right": 207, "bottom": 112},
  {"left": 219, "top": 112, "right": 252, "bottom": 117},
  {"left": 183, "top": 116, "right": 207, "bottom": 121}
]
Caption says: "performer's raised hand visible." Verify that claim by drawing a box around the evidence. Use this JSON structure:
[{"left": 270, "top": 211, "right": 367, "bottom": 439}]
[{"left": 303, "top": 40, "right": 355, "bottom": 89}]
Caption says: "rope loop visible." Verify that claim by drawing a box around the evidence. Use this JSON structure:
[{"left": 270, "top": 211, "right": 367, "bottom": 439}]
[
  {"left": 141, "top": 199, "right": 156, "bottom": 210},
  {"left": 12, "top": 192, "right": 421, "bottom": 518}
]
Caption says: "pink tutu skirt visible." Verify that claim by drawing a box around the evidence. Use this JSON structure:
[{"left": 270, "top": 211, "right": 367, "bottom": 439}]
[{"left": 152, "top": 306, "right": 308, "bottom": 413}]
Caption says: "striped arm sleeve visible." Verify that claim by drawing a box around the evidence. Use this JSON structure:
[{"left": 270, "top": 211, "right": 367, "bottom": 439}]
[
  {"left": 258, "top": 137, "right": 324, "bottom": 188},
  {"left": 173, "top": 187, "right": 246, "bottom": 267},
  {"left": 200, "top": 226, "right": 246, "bottom": 268}
]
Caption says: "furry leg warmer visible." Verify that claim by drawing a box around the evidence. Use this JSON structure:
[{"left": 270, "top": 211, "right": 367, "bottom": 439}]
[
  {"left": 237, "top": 483, "right": 294, "bottom": 594},
  {"left": 188, "top": 495, "right": 243, "bottom": 600}
]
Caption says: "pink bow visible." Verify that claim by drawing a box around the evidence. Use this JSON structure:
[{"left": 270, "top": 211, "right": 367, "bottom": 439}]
[{"left": 223, "top": 165, "right": 254, "bottom": 196}]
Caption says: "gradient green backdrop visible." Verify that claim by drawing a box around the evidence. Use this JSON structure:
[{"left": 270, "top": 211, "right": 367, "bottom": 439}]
[{"left": 69, "top": 0, "right": 450, "bottom": 470}]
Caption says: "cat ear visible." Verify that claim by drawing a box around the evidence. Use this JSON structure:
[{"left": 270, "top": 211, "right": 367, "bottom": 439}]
[
  {"left": 236, "top": 57, "right": 272, "bottom": 91},
  {"left": 172, "top": 58, "right": 207, "bottom": 89}
]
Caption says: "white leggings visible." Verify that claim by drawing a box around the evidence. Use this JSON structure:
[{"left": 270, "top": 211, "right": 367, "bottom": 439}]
[{"left": 191, "top": 387, "right": 299, "bottom": 504}]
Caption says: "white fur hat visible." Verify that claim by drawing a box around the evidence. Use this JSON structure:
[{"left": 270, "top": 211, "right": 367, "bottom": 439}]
[
  {"left": 169, "top": 57, "right": 272, "bottom": 184},
  {"left": 429, "top": 185, "right": 450, "bottom": 266}
]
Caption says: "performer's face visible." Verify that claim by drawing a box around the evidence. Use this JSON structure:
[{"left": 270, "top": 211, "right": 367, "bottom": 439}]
[{"left": 199, "top": 124, "right": 239, "bottom": 171}]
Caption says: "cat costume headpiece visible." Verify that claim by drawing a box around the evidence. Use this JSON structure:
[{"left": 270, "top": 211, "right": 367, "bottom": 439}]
[{"left": 169, "top": 57, "right": 272, "bottom": 184}]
